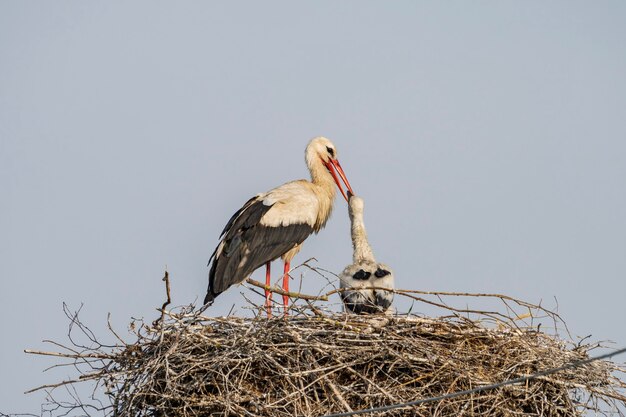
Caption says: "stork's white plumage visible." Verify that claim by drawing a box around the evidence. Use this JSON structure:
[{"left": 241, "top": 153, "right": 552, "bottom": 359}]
[
  {"left": 205, "top": 137, "right": 354, "bottom": 314},
  {"left": 339, "top": 194, "right": 395, "bottom": 314}
]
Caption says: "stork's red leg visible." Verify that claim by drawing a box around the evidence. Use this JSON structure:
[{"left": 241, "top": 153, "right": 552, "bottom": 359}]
[
  {"left": 265, "top": 261, "right": 272, "bottom": 317},
  {"left": 282, "top": 261, "right": 290, "bottom": 315}
]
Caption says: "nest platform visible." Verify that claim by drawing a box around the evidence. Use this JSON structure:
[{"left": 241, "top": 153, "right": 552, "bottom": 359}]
[{"left": 26, "top": 298, "right": 626, "bottom": 417}]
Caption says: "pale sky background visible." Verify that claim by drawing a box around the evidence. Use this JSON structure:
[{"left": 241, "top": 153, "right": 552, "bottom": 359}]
[{"left": 2, "top": 2, "right": 626, "bottom": 414}]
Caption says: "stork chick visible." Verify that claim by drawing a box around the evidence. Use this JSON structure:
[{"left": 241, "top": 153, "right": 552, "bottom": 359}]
[{"left": 339, "top": 194, "right": 394, "bottom": 314}]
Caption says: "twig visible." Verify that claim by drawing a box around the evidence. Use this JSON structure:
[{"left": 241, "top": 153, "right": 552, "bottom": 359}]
[
  {"left": 23, "top": 349, "right": 111, "bottom": 360},
  {"left": 153, "top": 269, "right": 171, "bottom": 327},
  {"left": 246, "top": 278, "right": 329, "bottom": 301}
]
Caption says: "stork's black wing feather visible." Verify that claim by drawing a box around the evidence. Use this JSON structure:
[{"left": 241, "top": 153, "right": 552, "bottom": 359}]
[
  {"left": 217, "top": 195, "right": 260, "bottom": 238},
  {"left": 374, "top": 290, "right": 393, "bottom": 311},
  {"left": 204, "top": 198, "right": 313, "bottom": 304},
  {"left": 341, "top": 291, "right": 380, "bottom": 314}
]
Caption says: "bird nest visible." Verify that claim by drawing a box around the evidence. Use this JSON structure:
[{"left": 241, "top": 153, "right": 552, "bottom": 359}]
[{"left": 26, "top": 274, "right": 626, "bottom": 417}]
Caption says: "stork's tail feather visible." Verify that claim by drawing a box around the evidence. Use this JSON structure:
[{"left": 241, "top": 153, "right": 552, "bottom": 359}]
[{"left": 203, "top": 292, "right": 215, "bottom": 306}]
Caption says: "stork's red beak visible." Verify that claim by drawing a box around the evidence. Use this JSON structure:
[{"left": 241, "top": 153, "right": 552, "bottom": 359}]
[{"left": 325, "top": 159, "right": 354, "bottom": 202}]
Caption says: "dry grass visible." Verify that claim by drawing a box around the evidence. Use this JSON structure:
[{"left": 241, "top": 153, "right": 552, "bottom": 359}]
[{"left": 25, "top": 269, "right": 626, "bottom": 417}]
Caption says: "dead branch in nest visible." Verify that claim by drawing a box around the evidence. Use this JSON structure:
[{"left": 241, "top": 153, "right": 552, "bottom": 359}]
[
  {"left": 246, "top": 278, "right": 329, "bottom": 301},
  {"left": 152, "top": 269, "right": 171, "bottom": 327}
]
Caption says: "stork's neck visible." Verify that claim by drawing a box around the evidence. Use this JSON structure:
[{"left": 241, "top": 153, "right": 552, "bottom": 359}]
[
  {"left": 309, "top": 159, "right": 336, "bottom": 192},
  {"left": 350, "top": 210, "right": 375, "bottom": 263},
  {"left": 308, "top": 157, "right": 337, "bottom": 231}
]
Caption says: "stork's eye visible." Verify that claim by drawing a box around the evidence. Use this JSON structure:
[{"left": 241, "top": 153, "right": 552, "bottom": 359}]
[
  {"left": 326, "top": 146, "right": 335, "bottom": 157},
  {"left": 353, "top": 269, "right": 371, "bottom": 280},
  {"left": 375, "top": 268, "right": 390, "bottom": 278}
]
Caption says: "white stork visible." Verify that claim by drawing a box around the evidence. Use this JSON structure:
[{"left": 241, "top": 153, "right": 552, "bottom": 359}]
[
  {"left": 204, "top": 137, "right": 354, "bottom": 314},
  {"left": 339, "top": 194, "right": 394, "bottom": 314}
]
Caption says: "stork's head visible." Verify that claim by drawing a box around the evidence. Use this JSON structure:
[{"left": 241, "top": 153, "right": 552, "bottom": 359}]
[
  {"left": 348, "top": 194, "right": 364, "bottom": 218},
  {"left": 306, "top": 136, "right": 354, "bottom": 202}
]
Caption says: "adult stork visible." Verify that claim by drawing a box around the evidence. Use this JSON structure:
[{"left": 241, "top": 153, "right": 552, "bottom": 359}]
[
  {"left": 204, "top": 137, "right": 354, "bottom": 314},
  {"left": 339, "top": 194, "right": 395, "bottom": 314}
]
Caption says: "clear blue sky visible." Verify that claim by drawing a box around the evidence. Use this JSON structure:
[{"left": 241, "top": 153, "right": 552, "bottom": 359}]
[{"left": 2, "top": 2, "right": 625, "bottom": 414}]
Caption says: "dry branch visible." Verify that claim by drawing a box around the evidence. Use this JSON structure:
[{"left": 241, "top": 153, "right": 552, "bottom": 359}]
[
  {"left": 152, "top": 270, "right": 172, "bottom": 327},
  {"left": 246, "top": 278, "right": 329, "bottom": 301}
]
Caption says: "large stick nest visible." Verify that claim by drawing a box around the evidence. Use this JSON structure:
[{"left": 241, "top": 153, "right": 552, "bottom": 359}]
[{"left": 25, "top": 270, "right": 626, "bottom": 417}]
